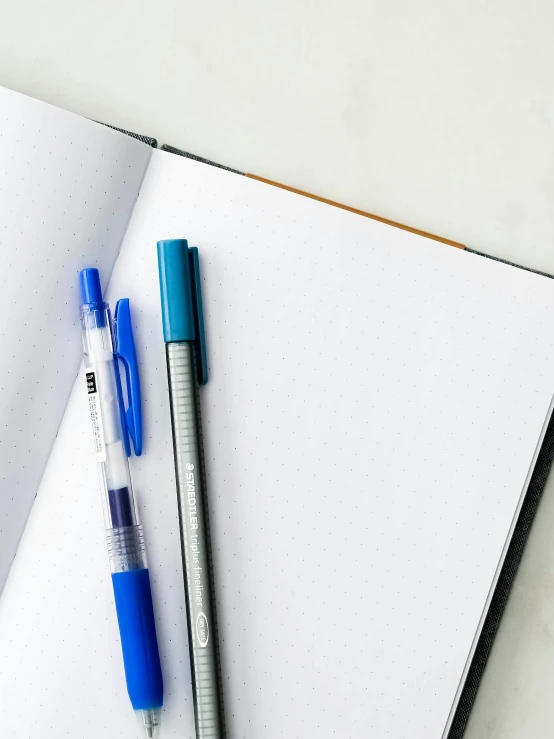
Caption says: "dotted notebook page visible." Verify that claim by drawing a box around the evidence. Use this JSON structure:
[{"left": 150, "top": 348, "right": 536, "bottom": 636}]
[
  {"left": 0, "top": 87, "right": 151, "bottom": 590},
  {"left": 2, "top": 148, "right": 554, "bottom": 739}
]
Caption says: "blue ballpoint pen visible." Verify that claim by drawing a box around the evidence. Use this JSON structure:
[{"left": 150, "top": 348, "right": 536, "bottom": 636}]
[{"left": 80, "top": 268, "right": 163, "bottom": 739}]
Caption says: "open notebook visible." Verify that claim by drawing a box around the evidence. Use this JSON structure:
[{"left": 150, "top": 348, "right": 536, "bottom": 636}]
[{"left": 1, "top": 86, "right": 554, "bottom": 739}]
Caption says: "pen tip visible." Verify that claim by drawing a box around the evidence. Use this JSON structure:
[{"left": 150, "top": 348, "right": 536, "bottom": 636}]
[{"left": 135, "top": 708, "right": 160, "bottom": 739}]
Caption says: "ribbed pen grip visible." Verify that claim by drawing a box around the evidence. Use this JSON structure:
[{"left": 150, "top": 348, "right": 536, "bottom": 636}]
[{"left": 106, "top": 524, "right": 146, "bottom": 573}]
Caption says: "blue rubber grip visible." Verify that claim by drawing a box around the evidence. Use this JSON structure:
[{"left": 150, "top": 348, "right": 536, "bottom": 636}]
[{"left": 111, "top": 569, "right": 164, "bottom": 709}]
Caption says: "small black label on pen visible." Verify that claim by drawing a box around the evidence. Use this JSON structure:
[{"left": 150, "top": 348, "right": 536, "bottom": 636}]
[
  {"left": 84, "top": 367, "right": 106, "bottom": 462},
  {"left": 86, "top": 371, "right": 97, "bottom": 394}
]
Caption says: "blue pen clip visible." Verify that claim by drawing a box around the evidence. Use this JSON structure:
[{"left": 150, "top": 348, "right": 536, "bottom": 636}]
[{"left": 114, "top": 298, "right": 143, "bottom": 457}]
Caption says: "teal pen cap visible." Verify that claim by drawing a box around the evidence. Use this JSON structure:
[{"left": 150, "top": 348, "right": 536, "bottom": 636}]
[{"left": 157, "top": 239, "right": 208, "bottom": 384}]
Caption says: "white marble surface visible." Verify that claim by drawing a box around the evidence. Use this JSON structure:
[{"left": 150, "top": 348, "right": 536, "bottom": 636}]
[{"left": 1, "top": 2, "right": 554, "bottom": 736}]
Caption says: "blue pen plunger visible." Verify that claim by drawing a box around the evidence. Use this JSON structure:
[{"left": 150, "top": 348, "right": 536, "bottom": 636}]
[
  {"left": 80, "top": 268, "right": 107, "bottom": 327},
  {"left": 80, "top": 267, "right": 103, "bottom": 305}
]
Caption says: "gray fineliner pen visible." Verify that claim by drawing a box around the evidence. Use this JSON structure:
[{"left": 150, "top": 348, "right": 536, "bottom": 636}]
[{"left": 157, "top": 239, "right": 223, "bottom": 739}]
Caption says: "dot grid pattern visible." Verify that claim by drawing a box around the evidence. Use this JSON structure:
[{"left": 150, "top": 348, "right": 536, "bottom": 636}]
[{"left": 2, "top": 148, "right": 554, "bottom": 738}]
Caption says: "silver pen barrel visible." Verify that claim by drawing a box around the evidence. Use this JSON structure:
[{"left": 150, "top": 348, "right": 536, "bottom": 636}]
[
  {"left": 167, "top": 341, "right": 223, "bottom": 739},
  {"left": 157, "top": 238, "right": 224, "bottom": 738}
]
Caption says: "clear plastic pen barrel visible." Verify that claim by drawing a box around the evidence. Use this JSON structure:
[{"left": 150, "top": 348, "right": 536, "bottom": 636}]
[
  {"left": 81, "top": 300, "right": 161, "bottom": 739},
  {"left": 81, "top": 302, "right": 146, "bottom": 572}
]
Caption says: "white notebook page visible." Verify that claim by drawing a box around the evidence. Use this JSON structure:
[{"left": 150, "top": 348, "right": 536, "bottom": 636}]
[
  {"left": 0, "top": 88, "right": 152, "bottom": 589},
  {"left": 2, "top": 149, "right": 554, "bottom": 738}
]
